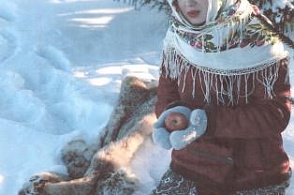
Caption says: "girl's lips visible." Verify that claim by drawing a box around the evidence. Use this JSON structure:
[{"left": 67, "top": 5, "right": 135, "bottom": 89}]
[{"left": 187, "top": 10, "right": 200, "bottom": 18}]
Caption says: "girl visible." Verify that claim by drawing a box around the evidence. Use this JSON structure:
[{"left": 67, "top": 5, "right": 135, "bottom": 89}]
[{"left": 152, "top": 0, "right": 292, "bottom": 194}]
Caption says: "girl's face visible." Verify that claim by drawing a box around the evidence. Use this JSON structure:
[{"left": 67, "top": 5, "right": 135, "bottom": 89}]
[{"left": 177, "top": 0, "right": 209, "bottom": 26}]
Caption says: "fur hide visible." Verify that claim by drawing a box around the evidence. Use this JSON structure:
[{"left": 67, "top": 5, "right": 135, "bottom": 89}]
[{"left": 19, "top": 76, "right": 158, "bottom": 195}]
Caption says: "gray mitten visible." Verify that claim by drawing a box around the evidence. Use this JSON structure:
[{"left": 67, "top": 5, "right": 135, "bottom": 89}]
[
  {"left": 169, "top": 109, "right": 207, "bottom": 150},
  {"left": 152, "top": 106, "right": 191, "bottom": 150}
]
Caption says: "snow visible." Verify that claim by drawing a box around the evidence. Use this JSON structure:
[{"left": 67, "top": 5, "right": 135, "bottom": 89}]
[{"left": 0, "top": 0, "right": 292, "bottom": 194}]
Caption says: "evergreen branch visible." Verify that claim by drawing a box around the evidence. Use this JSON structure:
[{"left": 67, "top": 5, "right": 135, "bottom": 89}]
[{"left": 255, "top": 13, "right": 294, "bottom": 49}]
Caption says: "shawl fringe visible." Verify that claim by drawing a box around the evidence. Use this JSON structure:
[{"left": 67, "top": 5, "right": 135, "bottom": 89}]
[{"left": 161, "top": 49, "right": 289, "bottom": 105}]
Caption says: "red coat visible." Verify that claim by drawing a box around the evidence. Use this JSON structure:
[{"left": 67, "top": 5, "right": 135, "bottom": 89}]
[{"left": 155, "top": 58, "right": 291, "bottom": 194}]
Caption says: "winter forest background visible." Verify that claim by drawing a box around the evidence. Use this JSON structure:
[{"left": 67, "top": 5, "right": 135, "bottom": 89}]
[{"left": 0, "top": 0, "right": 293, "bottom": 194}]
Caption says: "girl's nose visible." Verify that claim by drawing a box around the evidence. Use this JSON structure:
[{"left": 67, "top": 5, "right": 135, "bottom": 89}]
[{"left": 186, "top": 0, "right": 197, "bottom": 6}]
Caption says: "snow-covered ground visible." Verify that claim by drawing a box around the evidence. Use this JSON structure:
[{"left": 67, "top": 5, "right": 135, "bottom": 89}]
[{"left": 0, "top": 0, "right": 293, "bottom": 194}]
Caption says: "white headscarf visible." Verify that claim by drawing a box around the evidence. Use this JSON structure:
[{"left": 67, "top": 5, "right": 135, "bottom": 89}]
[
  {"left": 164, "top": 0, "right": 288, "bottom": 73},
  {"left": 162, "top": 0, "right": 290, "bottom": 104}
]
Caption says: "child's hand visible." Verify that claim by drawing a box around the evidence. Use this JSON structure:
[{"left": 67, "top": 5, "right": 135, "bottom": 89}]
[
  {"left": 169, "top": 109, "right": 207, "bottom": 150},
  {"left": 152, "top": 106, "right": 191, "bottom": 150}
]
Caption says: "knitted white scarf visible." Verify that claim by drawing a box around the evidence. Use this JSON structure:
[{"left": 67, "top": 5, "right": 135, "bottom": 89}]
[{"left": 162, "top": 0, "right": 290, "bottom": 105}]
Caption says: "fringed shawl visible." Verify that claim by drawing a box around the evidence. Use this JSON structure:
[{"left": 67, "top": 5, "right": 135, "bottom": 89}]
[{"left": 162, "top": 0, "right": 290, "bottom": 105}]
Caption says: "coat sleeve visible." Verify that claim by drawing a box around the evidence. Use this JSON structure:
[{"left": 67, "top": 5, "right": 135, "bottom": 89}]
[
  {"left": 205, "top": 63, "right": 291, "bottom": 138},
  {"left": 155, "top": 67, "right": 181, "bottom": 118}
]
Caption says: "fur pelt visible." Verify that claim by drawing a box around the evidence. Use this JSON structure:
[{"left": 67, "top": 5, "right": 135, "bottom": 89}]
[{"left": 19, "top": 76, "right": 158, "bottom": 195}]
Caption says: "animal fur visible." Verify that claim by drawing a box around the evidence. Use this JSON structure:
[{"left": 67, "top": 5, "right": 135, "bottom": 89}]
[{"left": 19, "top": 76, "right": 158, "bottom": 195}]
